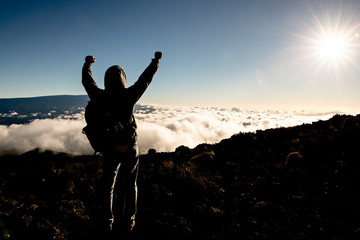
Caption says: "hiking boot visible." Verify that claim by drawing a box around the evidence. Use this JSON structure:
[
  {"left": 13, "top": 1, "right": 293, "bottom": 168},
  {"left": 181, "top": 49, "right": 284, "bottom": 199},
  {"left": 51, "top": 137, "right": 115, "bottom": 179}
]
[
  {"left": 103, "top": 219, "right": 113, "bottom": 233},
  {"left": 129, "top": 220, "right": 135, "bottom": 231},
  {"left": 111, "top": 220, "right": 135, "bottom": 236}
]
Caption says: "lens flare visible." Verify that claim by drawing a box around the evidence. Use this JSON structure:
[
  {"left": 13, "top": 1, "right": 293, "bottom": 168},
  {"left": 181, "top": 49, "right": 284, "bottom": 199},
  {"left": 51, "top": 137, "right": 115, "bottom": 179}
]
[
  {"left": 292, "top": 4, "right": 360, "bottom": 81},
  {"left": 316, "top": 33, "right": 349, "bottom": 61}
]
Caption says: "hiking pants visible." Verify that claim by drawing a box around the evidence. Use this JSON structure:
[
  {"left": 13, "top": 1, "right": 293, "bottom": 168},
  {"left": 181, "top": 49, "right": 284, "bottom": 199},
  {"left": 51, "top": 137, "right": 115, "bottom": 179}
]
[{"left": 102, "top": 142, "right": 139, "bottom": 225}]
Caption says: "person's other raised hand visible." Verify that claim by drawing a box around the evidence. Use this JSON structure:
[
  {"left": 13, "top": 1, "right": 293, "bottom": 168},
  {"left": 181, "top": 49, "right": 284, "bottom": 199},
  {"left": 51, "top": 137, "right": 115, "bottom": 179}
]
[
  {"left": 85, "top": 56, "right": 96, "bottom": 63},
  {"left": 155, "top": 52, "right": 162, "bottom": 60}
]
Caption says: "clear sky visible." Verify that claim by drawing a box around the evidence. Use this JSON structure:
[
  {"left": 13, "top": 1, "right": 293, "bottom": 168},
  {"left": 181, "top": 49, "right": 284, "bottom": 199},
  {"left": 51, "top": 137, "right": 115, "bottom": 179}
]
[{"left": 1, "top": 0, "right": 360, "bottom": 113}]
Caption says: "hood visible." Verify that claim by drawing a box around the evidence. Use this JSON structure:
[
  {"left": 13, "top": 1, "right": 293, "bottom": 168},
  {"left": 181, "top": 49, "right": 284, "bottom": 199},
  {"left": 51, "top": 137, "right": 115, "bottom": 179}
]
[{"left": 104, "top": 65, "right": 127, "bottom": 93}]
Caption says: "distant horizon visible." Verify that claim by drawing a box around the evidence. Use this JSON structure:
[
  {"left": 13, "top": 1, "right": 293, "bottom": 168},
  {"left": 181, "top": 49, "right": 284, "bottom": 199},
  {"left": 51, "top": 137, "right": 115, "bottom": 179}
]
[
  {"left": 0, "top": 93, "right": 358, "bottom": 114},
  {"left": 0, "top": 94, "right": 88, "bottom": 100}
]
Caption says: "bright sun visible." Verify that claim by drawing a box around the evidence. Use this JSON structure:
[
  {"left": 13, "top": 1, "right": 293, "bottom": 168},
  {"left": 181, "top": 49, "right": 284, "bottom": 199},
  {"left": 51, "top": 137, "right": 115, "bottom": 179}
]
[
  {"left": 295, "top": 6, "right": 359, "bottom": 75},
  {"left": 317, "top": 34, "right": 349, "bottom": 61},
  {"left": 308, "top": 26, "right": 355, "bottom": 71}
]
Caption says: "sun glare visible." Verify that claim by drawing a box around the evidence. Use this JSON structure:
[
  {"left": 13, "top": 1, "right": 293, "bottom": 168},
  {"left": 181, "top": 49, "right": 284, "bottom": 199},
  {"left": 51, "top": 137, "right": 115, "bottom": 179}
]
[
  {"left": 294, "top": 5, "right": 360, "bottom": 78},
  {"left": 316, "top": 33, "right": 349, "bottom": 62},
  {"left": 308, "top": 24, "right": 358, "bottom": 71}
]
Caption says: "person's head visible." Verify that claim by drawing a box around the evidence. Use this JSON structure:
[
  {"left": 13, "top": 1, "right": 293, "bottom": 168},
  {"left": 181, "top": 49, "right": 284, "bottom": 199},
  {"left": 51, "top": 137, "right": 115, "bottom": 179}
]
[{"left": 104, "top": 65, "right": 127, "bottom": 93}]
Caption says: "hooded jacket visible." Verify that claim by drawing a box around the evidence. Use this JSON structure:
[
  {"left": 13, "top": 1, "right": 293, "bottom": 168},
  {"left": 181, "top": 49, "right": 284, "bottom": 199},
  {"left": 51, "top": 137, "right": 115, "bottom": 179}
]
[{"left": 82, "top": 58, "right": 159, "bottom": 141}]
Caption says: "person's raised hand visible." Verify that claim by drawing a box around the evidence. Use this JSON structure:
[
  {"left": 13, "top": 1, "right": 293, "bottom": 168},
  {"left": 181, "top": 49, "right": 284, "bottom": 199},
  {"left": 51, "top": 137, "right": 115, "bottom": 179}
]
[
  {"left": 85, "top": 55, "right": 96, "bottom": 64},
  {"left": 155, "top": 51, "right": 162, "bottom": 60}
]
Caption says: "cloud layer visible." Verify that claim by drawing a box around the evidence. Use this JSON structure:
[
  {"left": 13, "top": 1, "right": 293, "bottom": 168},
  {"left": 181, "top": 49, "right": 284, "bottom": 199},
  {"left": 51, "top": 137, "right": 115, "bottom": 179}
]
[{"left": 0, "top": 104, "right": 339, "bottom": 155}]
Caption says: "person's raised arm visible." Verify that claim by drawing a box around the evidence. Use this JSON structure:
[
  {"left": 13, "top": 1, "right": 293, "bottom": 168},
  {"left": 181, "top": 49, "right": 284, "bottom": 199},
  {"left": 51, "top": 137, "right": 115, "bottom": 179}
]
[
  {"left": 128, "top": 51, "right": 162, "bottom": 103},
  {"left": 82, "top": 56, "right": 102, "bottom": 99}
]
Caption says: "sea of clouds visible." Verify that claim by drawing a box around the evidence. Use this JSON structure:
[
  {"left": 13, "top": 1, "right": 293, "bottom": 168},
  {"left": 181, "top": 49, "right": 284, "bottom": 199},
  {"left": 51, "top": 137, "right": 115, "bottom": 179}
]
[{"left": 0, "top": 103, "right": 339, "bottom": 155}]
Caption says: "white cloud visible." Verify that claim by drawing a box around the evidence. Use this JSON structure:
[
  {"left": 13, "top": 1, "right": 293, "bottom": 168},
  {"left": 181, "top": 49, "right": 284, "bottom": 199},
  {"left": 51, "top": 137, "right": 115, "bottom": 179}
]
[
  {"left": 0, "top": 104, "right": 339, "bottom": 155},
  {"left": 135, "top": 104, "right": 338, "bottom": 153},
  {"left": 0, "top": 119, "right": 91, "bottom": 155}
]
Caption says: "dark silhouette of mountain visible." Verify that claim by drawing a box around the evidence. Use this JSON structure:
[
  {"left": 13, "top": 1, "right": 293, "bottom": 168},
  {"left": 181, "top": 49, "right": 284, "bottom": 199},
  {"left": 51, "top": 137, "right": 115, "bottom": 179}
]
[
  {"left": 0, "top": 114, "right": 360, "bottom": 239},
  {"left": 0, "top": 95, "right": 89, "bottom": 125}
]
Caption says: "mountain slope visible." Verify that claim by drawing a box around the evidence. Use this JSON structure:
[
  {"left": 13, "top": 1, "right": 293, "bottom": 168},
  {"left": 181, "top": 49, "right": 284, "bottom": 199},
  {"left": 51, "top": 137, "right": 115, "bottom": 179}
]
[
  {"left": 0, "top": 114, "right": 360, "bottom": 239},
  {"left": 0, "top": 95, "right": 89, "bottom": 114},
  {"left": 0, "top": 95, "right": 89, "bottom": 125}
]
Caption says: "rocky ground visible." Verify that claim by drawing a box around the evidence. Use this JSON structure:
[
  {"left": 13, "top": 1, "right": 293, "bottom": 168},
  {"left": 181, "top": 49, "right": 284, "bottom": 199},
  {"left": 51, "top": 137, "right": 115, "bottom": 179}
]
[{"left": 1, "top": 114, "right": 360, "bottom": 239}]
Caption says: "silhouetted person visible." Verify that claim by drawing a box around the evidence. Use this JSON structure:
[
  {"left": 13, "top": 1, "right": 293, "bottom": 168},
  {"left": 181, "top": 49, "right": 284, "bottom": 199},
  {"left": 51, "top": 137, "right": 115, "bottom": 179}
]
[{"left": 82, "top": 52, "right": 162, "bottom": 234}]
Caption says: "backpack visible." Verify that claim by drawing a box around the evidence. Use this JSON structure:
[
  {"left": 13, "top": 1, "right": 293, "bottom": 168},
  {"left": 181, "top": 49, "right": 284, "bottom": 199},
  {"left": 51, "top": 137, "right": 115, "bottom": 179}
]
[{"left": 82, "top": 97, "right": 136, "bottom": 153}]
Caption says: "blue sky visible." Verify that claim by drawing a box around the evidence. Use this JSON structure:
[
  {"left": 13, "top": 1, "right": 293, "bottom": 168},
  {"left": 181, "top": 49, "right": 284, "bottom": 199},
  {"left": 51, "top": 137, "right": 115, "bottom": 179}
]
[{"left": 1, "top": 0, "right": 360, "bottom": 112}]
